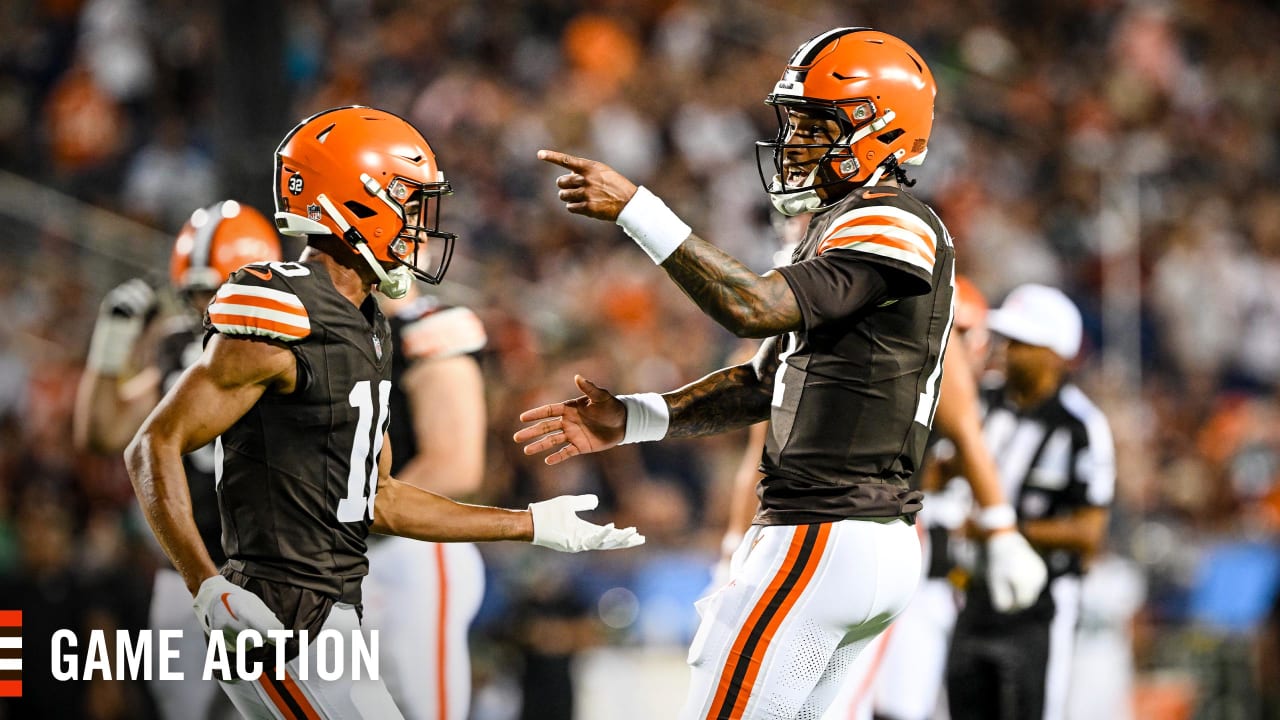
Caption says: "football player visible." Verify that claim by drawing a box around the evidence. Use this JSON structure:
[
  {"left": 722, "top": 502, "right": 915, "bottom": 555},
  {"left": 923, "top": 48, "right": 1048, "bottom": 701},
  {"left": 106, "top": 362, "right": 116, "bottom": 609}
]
[
  {"left": 364, "top": 281, "right": 488, "bottom": 720},
  {"left": 74, "top": 199, "right": 281, "bottom": 720},
  {"left": 124, "top": 106, "right": 643, "bottom": 720},
  {"left": 517, "top": 28, "right": 989, "bottom": 718}
]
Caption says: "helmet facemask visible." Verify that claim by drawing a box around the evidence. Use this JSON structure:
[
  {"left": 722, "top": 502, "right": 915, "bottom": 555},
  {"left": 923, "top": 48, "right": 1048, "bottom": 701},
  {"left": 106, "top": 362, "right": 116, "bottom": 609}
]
[
  {"left": 379, "top": 176, "right": 456, "bottom": 286},
  {"left": 756, "top": 98, "right": 895, "bottom": 216},
  {"left": 312, "top": 172, "right": 457, "bottom": 298}
]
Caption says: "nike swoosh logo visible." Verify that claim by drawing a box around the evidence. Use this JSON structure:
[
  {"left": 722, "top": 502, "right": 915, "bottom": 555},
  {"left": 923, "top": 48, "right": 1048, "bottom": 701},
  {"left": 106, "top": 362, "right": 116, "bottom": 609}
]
[
  {"left": 863, "top": 191, "right": 895, "bottom": 199},
  {"left": 243, "top": 266, "right": 272, "bottom": 282},
  {"left": 220, "top": 592, "right": 240, "bottom": 621}
]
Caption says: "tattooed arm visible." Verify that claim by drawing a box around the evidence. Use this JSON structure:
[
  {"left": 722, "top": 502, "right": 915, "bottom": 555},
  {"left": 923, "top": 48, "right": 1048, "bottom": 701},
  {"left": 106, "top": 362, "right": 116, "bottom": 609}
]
[
  {"left": 659, "top": 238, "right": 802, "bottom": 338},
  {"left": 516, "top": 338, "right": 780, "bottom": 464},
  {"left": 538, "top": 149, "right": 802, "bottom": 338},
  {"left": 665, "top": 335, "right": 779, "bottom": 438}
]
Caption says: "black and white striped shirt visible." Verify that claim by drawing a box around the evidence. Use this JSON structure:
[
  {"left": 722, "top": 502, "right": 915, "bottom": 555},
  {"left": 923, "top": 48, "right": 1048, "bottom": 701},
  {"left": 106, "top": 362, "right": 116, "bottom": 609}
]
[{"left": 962, "top": 379, "right": 1115, "bottom": 625}]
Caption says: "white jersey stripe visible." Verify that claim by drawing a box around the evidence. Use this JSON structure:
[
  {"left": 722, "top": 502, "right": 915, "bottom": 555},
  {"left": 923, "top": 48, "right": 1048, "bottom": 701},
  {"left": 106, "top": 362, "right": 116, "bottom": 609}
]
[
  {"left": 825, "top": 225, "right": 936, "bottom": 260},
  {"left": 825, "top": 206, "right": 938, "bottom": 247},
  {"left": 825, "top": 242, "right": 934, "bottom": 273},
  {"left": 216, "top": 282, "right": 306, "bottom": 310},
  {"left": 208, "top": 302, "right": 311, "bottom": 331},
  {"left": 209, "top": 321, "right": 305, "bottom": 341}
]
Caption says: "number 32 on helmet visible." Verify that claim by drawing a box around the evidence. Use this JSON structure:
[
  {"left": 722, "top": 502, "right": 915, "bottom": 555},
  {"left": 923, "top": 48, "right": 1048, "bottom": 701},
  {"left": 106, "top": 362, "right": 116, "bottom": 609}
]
[{"left": 273, "top": 106, "right": 457, "bottom": 297}]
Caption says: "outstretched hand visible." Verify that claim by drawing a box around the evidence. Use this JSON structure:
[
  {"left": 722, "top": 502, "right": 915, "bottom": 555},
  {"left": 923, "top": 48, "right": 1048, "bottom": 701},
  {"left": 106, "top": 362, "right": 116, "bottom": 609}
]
[
  {"left": 538, "top": 149, "right": 639, "bottom": 221},
  {"left": 514, "top": 375, "right": 626, "bottom": 465},
  {"left": 528, "top": 494, "right": 645, "bottom": 553}
]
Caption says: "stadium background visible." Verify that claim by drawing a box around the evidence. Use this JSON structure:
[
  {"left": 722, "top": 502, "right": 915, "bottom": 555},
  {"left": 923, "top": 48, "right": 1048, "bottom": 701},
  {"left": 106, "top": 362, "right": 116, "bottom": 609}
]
[{"left": 2, "top": 0, "right": 1279, "bottom": 717}]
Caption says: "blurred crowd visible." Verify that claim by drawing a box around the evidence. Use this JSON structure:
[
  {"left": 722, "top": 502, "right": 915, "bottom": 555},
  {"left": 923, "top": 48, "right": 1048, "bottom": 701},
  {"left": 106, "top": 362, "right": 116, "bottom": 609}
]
[{"left": 2, "top": 0, "right": 1280, "bottom": 718}]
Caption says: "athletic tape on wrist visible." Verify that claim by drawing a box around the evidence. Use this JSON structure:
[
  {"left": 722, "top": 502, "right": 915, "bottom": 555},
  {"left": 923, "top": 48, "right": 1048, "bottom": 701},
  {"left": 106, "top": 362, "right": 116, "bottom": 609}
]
[
  {"left": 616, "top": 392, "right": 670, "bottom": 445},
  {"left": 86, "top": 316, "right": 142, "bottom": 374},
  {"left": 975, "top": 503, "right": 1018, "bottom": 532},
  {"left": 616, "top": 186, "right": 691, "bottom": 265}
]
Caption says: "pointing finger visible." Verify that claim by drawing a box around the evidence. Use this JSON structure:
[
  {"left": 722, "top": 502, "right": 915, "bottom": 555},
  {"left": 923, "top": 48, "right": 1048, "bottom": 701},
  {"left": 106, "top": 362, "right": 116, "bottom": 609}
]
[{"left": 538, "top": 149, "right": 592, "bottom": 171}]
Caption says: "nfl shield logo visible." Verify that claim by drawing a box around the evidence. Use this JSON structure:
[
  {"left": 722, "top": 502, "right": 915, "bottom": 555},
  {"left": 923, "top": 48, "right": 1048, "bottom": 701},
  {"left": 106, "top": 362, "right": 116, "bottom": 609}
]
[{"left": 372, "top": 334, "right": 383, "bottom": 360}]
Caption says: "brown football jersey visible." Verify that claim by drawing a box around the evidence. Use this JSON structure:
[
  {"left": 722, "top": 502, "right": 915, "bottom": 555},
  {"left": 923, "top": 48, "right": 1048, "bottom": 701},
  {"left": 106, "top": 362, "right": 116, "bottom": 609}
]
[
  {"left": 759, "top": 186, "right": 957, "bottom": 525},
  {"left": 205, "top": 259, "right": 393, "bottom": 603}
]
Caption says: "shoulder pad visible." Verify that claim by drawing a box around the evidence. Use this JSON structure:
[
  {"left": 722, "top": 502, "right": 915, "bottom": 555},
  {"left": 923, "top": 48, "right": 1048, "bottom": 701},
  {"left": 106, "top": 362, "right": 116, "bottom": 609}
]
[
  {"left": 207, "top": 264, "right": 312, "bottom": 342},
  {"left": 400, "top": 305, "right": 486, "bottom": 361},
  {"left": 818, "top": 197, "right": 937, "bottom": 276}
]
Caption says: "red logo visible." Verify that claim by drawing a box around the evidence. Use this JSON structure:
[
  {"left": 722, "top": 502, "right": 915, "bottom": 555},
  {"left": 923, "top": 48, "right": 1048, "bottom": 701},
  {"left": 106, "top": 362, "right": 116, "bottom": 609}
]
[
  {"left": 0, "top": 610, "right": 20, "bottom": 696},
  {"left": 243, "top": 265, "right": 273, "bottom": 282},
  {"left": 220, "top": 593, "right": 240, "bottom": 621}
]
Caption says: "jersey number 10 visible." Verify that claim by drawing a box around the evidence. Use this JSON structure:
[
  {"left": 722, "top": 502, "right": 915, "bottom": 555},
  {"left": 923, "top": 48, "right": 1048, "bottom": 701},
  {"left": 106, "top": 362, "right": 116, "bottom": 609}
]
[{"left": 337, "top": 380, "right": 392, "bottom": 523}]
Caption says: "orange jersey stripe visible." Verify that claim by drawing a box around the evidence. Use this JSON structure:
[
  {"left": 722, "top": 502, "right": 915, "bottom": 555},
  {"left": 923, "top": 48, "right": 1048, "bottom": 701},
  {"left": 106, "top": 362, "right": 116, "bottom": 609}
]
[
  {"left": 215, "top": 292, "right": 309, "bottom": 318},
  {"left": 208, "top": 312, "right": 309, "bottom": 339},
  {"left": 0, "top": 611, "right": 20, "bottom": 627},
  {"left": 822, "top": 232, "right": 936, "bottom": 266},
  {"left": 822, "top": 215, "right": 936, "bottom": 253},
  {"left": 824, "top": 217, "right": 936, "bottom": 258},
  {"left": 723, "top": 523, "right": 832, "bottom": 718}
]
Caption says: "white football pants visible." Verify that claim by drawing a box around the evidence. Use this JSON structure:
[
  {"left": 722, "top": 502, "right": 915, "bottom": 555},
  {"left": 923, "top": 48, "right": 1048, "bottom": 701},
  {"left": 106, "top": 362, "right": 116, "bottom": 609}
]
[{"left": 681, "top": 518, "right": 921, "bottom": 719}]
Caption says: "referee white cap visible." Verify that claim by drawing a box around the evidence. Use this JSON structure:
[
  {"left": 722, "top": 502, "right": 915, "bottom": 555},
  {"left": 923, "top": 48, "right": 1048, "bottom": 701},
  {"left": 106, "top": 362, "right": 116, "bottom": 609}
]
[{"left": 986, "top": 283, "right": 1082, "bottom": 360}]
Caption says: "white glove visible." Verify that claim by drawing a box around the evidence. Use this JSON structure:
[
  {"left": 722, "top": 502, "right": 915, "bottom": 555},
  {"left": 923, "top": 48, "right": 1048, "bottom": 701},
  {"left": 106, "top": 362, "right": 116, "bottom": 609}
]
[
  {"left": 529, "top": 494, "right": 645, "bottom": 553},
  {"left": 192, "top": 575, "right": 285, "bottom": 647},
  {"left": 86, "top": 279, "right": 158, "bottom": 374},
  {"left": 985, "top": 529, "right": 1048, "bottom": 613}
]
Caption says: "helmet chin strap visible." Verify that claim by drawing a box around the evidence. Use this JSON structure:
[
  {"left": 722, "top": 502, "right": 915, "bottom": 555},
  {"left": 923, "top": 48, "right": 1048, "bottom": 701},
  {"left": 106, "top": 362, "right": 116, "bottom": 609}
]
[
  {"left": 769, "top": 169, "right": 824, "bottom": 217},
  {"left": 769, "top": 161, "right": 887, "bottom": 217},
  {"left": 315, "top": 193, "right": 412, "bottom": 299}
]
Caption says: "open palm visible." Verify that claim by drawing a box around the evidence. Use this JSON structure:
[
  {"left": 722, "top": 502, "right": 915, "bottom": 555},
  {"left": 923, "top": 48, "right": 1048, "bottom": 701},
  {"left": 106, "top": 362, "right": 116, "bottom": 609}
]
[{"left": 514, "top": 375, "right": 626, "bottom": 465}]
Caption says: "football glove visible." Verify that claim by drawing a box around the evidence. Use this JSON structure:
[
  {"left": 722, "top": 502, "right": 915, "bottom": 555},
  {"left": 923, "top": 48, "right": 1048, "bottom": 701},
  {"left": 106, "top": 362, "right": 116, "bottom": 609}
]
[
  {"left": 985, "top": 529, "right": 1048, "bottom": 613},
  {"left": 529, "top": 494, "right": 645, "bottom": 553},
  {"left": 86, "top": 278, "right": 158, "bottom": 374},
  {"left": 192, "top": 575, "right": 285, "bottom": 647}
]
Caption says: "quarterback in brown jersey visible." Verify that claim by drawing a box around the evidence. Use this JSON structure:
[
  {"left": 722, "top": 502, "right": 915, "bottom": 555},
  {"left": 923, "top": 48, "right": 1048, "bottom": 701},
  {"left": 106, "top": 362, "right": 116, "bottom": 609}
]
[
  {"left": 518, "top": 28, "right": 980, "bottom": 719},
  {"left": 125, "top": 106, "right": 642, "bottom": 720}
]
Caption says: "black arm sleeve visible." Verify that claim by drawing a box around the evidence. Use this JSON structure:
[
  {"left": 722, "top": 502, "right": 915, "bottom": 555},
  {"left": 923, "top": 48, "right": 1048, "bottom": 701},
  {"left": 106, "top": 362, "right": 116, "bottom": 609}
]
[{"left": 774, "top": 252, "right": 896, "bottom": 331}]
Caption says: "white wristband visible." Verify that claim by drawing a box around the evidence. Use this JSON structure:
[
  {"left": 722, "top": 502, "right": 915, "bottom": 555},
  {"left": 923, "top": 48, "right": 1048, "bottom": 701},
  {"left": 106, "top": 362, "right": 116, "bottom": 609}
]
[
  {"left": 86, "top": 316, "right": 143, "bottom": 374},
  {"left": 616, "top": 186, "right": 691, "bottom": 265},
  {"left": 616, "top": 392, "right": 670, "bottom": 445},
  {"left": 975, "top": 503, "right": 1018, "bottom": 532}
]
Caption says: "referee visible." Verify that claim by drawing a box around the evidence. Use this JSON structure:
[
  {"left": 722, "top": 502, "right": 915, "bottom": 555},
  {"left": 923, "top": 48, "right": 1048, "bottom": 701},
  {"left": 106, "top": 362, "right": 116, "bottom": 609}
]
[{"left": 945, "top": 284, "right": 1115, "bottom": 720}]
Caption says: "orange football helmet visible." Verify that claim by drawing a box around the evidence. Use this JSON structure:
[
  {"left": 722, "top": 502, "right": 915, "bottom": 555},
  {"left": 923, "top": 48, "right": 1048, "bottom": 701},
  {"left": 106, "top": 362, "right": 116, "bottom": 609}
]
[
  {"left": 170, "top": 200, "right": 282, "bottom": 293},
  {"left": 273, "top": 106, "right": 455, "bottom": 296},
  {"left": 758, "top": 28, "right": 936, "bottom": 215}
]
